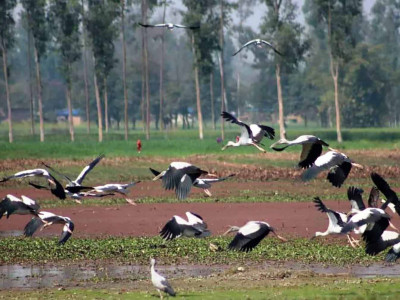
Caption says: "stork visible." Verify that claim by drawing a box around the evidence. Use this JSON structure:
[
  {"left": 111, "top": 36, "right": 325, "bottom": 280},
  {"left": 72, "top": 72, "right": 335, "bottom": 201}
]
[
  {"left": 221, "top": 111, "right": 275, "bottom": 153},
  {"left": 152, "top": 162, "right": 213, "bottom": 200},
  {"left": 150, "top": 168, "right": 234, "bottom": 197},
  {"left": 150, "top": 258, "right": 176, "bottom": 299},
  {"left": 139, "top": 22, "right": 199, "bottom": 30},
  {"left": 90, "top": 182, "right": 140, "bottom": 205},
  {"left": 0, "top": 195, "right": 40, "bottom": 219},
  {"left": 232, "top": 39, "right": 282, "bottom": 56},
  {"left": 371, "top": 172, "right": 400, "bottom": 216},
  {"left": 24, "top": 211, "right": 74, "bottom": 245},
  {"left": 270, "top": 135, "right": 329, "bottom": 169},
  {"left": 301, "top": 150, "right": 363, "bottom": 187},
  {"left": 224, "top": 221, "right": 287, "bottom": 252}
]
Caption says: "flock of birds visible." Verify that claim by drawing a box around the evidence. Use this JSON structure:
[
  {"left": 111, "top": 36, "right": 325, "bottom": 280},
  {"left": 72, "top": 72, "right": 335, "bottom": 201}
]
[{"left": 1, "top": 111, "right": 400, "bottom": 298}]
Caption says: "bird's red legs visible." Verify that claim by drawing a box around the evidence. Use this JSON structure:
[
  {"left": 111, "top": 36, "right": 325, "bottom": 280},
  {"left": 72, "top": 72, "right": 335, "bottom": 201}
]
[
  {"left": 251, "top": 143, "right": 266, "bottom": 153},
  {"left": 203, "top": 189, "right": 212, "bottom": 197},
  {"left": 347, "top": 234, "right": 360, "bottom": 248},
  {"left": 125, "top": 198, "right": 137, "bottom": 206},
  {"left": 389, "top": 221, "right": 400, "bottom": 232}
]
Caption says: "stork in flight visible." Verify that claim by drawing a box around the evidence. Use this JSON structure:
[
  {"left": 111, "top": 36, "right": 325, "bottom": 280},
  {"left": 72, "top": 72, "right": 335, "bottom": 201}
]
[
  {"left": 221, "top": 111, "right": 275, "bottom": 153},
  {"left": 139, "top": 22, "right": 199, "bottom": 30},
  {"left": 0, "top": 194, "right": 40, "bottom": 219},
  {"left": 232, "top": 39, "right": 282, "bottom": 56},
  {"left": 90, "top": 182, "right": 140, "bottom": 205}
]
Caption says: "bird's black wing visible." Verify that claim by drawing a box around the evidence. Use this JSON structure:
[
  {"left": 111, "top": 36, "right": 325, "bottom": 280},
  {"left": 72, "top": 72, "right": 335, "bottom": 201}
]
[
  {"left": 0, "top": 198, "right": 15, "bottom": 219},
  {"left": 59, "top": 221, "right": 74, "bottom": 245},
  {"left": 49, "top": 175, "right": 66, "bottom": 200},
  {"left": 327, "top": 161, "right": 352, "bottom": 188},
  {"left": 162, "top": 168, "right": 185, "bottom": 190},
  {"left": 149, "top": 168, "right": 161, "bottom": 177},
  {"left": 260, "top": 40, "right": 283, "bottom": 56},
  {"left": 371, "top": 172, "right": 400, "bottom": 214},
  {"left": 228, "top": 230, "right": 269, "bottom": 252},
  {"left": 176, "top": 174, "right": 193, "bottom": 200},
  {"left": 347, "top": 186, "right": 366, "bottom": 211},
  {"left": 75, "top": 154, "right": 104, "bottom": 185},
  {"left": 368, "top": 187, "right": 380, "bottom": 208},
  {"left": 160, "top": 217, "right": 182, "bottom": 240},
  {"left": 138, "top": 22, "right": 155, "bottom": 27},
  {"left": 65, "top": 186, "right": 94, "bottom": 193},
  {"left": 363, "top": 217, "right": 390, "bottom": 256},
  {"left": 42, "top": 162, "right": 73, "bottom": 184},
  {"left": 313, "top": 197, "right": 345, "bottom": 226},
  {"left": 257, "top": 125, "right": 275, "bottom": 140},
  {"left": 221, "top": 111, "right": 253, "bottom": 139},
  {"left": 298, "top": 143, "right": 323, "bottom": 169},
  {"left": 385, "top": 244, "right": 400, "bottom": 262},
  {"left": 23, "top": 217, "right": 44, "bottom": 237}
]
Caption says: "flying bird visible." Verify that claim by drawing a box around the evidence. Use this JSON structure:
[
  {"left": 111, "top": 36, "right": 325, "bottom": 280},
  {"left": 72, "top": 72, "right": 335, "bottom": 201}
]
[
  {"left": 90, "top": 182, "right": 140, "bottom": 205},
  {"left": 139, "top": 22, "right": 199, "bottom": 30},
  {"left": 224, "top": 221, "right": 287, "bottom": 252},
  {"left": 270, "top": 135, "right": 329, "bottom": 169},
  {"left": 0, "top": 194, "right": 40, "bottom": 219},
  {"left": 24, "top": 211, "right": 74, "bottom": 245},
  {"left": 232, "top": 39, "right": 282, "bottom": 56},
  {"left": 159, "top": 211, "right": 210, "bottom": 241},
  {"left": 371, "top": 172, "right": 400, "bottom": 216},
  {"left": 301, "top": 150, "right": 362, "bottom": 188},
  {"left": 221, "top": 111, "right": 275, "bottom": 153},
  {"left": 152, "top": 162, "right": 213, "bottom": 200},
  {"left": 150, "top": 258, "right": 176, "bottom": 299},
  {"left": 150, "top": 168, "right": 234, "bottom": 197}
]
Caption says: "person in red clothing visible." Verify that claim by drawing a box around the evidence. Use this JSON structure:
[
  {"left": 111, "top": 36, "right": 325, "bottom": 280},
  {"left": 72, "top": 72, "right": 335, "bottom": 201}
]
[{"left": 137, "top": 139, "right": 142, "bottom": 153}]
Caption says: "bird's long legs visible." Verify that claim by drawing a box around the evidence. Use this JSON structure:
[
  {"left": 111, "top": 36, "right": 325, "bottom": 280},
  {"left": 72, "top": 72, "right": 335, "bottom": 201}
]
[
  {"left": 251, "top": 143, "right": 266, "bottom": 153},
  {"left": 347, "top": 234, "right": 360, "bottom": 248},
  {"left": 157, "top": 289, "right": 163, "bottom": 300},
  {"left": 203, "top": 189, "right": 212, "bottom": 197}
]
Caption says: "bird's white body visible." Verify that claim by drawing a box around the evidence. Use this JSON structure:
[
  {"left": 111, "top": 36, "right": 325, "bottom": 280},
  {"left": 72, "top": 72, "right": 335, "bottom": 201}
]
[
  {"left": 0, "top": 194, "right": 40, "bottom": 218},
  {"left": 92, "top": 182, "right": 137, "bottom": 194},
  {"left": 232, "top": 39, "right": 281, "bottom": 56},
  {"left": 160, "top": 212, "right": 210, "bottom": 240},
  {"left": 303, "top": 151, "right": 348, "bottom": 180},
  {"left": 150, "top": 259, "right": 176, "bottom": 298}
]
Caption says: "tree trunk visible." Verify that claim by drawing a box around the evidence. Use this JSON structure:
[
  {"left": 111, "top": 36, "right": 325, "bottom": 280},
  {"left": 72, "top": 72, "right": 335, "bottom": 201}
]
[
  {"left": 93, "top": 57, "right": 103, "bottom": 142},
  {"left": 142, "top": 0, "right": 150, "bottom": 139},
  {"left": 104, "top": 77, "right": 109, "bottom": 133},
  {"left": 81, "top": 0, "right": 90, "bottom": 134},
  {"left": 27, "top": 28, "right": 35, "bottom": 135},
  {"left": 33, "top": 41, "right": 44, "bottom": 142},
  {"left": 191, "top": 35, "right": 203, "bottom": 139},
  {"left": 1, "top": 41, "right": 13, "bottom": 143},
  {"left": 66, "top": 72, "right": 75, "bottom": 142},
  {"left": 275, "top": 63, "right": 286, "bottom": 139},
  {"left": 331, "top": 58, "right": 342, "bottom": 142},
  {"left": 210, "top": 72, "right": 215, "bottom": 130},
  {"left": 121, "top": 0, "right": 129, "bottom": 140},
  {"left": 159, "top": 1, "right": 166, "bottom": 131},
  {"left": 236, "top": 71, "right": 240, "bottom": 117},
  {"left": 218, "top": 54, "right": 225, "bottom": 140}
]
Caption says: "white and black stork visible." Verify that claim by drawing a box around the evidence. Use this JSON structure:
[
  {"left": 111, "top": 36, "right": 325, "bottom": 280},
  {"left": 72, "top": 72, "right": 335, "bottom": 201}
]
[
  {"left": 150, "top": 258, "right": 176, "bottom": 299},
  {"left": 159, "top": 211, "right": 210, "bottom": 241},
  {"left": 24, "top": 211, "right": 74, "bottom": 245},
  {"left": 139, "top": 22, "right": 199, "bottom": 30},
  {"left": 0, "top": 194, "right": 40, "bottom": 219},
  {"left": 232, "top": 39, "right": 282, "bottom": 56},
  {"left": 301, "top": 150, "right": 363, "bottom": 188},
  {"left": 90, "top": 182, "right": 140, "bottom": 205},
  {"left": 270, "top": 135, "right": 329, "bottom": 169},
  {"left": 150, "top": 168, "right": 234, "bottom": 197},
  {"left": 152, "top": 162, "right": 212, "bottom": 200},
  {"left": 224, "top": 221, "right": 287, "bottom": 252},
  {"left": 221, "top": 111, "right": 275, "bottom": 153}
]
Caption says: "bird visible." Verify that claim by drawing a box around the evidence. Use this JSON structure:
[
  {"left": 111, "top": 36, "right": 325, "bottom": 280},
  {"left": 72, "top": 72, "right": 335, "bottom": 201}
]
[
  {"left": 312, "top": 197, "right": 359, "bottom": 247},
  {"left": 368, "top": 186, "right": 380, "bottom": 208},
  {"left": 139, "top": 22, "right": 199, "bottom": 30},
  {"left": 24, "top": 211, "right": 74, "bottom": 245},
  {"left": 42, "top": 154, "right": 104, "bottom": 188},
  {"left": 150, "top": 168, "right": 234, "bottom": 197},
  {"left": 270, "top": 135, "right": 329, "bottom": 169},
  {"left": 220, "top": 111, "right": 275, "bottom": 153},
  {"left": 347, "top": 186, "right": 366, "bottom": 214},
  {"left": 159, "top": 211, "right": 210, "bottom": 241},
  {"left": 90, "top": 182, "right": 140, "bottom": 205},
  {"left": 232, "top": 39, "right": 282, "bottom": 56},
  {"left": 152, "top": 162, "right": 214, "bottom": 200},
  {"left": 371, "top": 172, "right": 400, "bottom": 216},
  {"left": 301, "top": 150, "right": 363, "bottom": 187},
  {"left": 27, "top": 181, "right": 93, "bottom": 203},
  {"left": 0, "top": 194, "right": 40, "bottom": 219},
  {"left": 150, "top": 258, "right": 176, "bottom": 299},
  {"left": 224, "top": 221, "right": 287, "bottom": 252},
  {"left": 340, "top": 207, "right": 391, "bottom": 235}
]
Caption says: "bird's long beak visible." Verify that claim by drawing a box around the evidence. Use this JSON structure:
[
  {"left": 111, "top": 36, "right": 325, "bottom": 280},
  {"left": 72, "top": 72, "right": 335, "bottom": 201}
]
[
  {"left": 48, "top": 179, "right": 56, "bottom": 186},
  {"left": 352, "top": 163, "right": 363, "bottom": 169},
  {"left": 223, "top": 226, "right": 234, "bottom": 236},
  {"left": 328, "top": 147, "right": 339, "bottom": 152},
  {"left": 272, "top": 231, "right": 288, "bottom": 242},
  {"left": 221, "top": 145, "right": 227, "bottom": 151},
  {"left": 152, "top": 173, "right": 163, "bottom": 181},
  {"left": 207, "top": 173, "right": 218, "bottom": 177}
]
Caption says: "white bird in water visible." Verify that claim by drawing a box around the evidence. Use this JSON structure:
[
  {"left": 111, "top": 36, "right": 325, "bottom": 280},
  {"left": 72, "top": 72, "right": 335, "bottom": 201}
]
[
  {"left": 232, "top": 39, "right": 282, "bottom": 56},
  {"left": 24, "top": 211, "right": 74, "bottom": 245},
  {"left": 150, "top": 168, "right": 234, "bottom": 197},
  {"left": 90, "top": 182, "right": 140, "bottom": 205},
  {"left": 150, "top": 258, "right": 176, "bottom": 299},
  {"left": 160, "top": 211, "right": 210, "bottom": 241},
  {"left": 270, "top": 135, "right": 329, "bottom": 169},
  {"left": 0, "top": 195, "right": 40, "bottom": 219},
  {"left": 221, "top": 111, "right": 275, "bottom": 153},
  {"left": 139, "top": 22, "right": 199, "bottom": 30},
  {"left": 224, "top": 221, "right": 287, "bottom": 252},
  {"left": 152, "top": 162, "right": 214, "bottom": 200},
  {"left": 301, "top": 150, "right": 362, "bottom": 187}
]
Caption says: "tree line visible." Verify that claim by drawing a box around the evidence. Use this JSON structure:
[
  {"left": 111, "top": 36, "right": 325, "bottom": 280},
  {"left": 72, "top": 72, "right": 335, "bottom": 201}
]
[{"left": 1, "top": 0, "right": 399, "bottom": 143}]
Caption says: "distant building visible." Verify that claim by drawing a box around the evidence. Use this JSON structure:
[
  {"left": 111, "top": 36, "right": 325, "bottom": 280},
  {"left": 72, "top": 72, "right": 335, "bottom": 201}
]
[{"left": 56, "top": 109, "right": 82, "bottom": 125}]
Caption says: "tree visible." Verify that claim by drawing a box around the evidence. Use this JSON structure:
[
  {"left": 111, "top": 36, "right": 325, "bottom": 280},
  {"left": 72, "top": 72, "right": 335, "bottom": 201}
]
[
  {"left": 261, "top": 0, "right": 309, "bottom": 139},
  {"left": 50, "top": 0, "right": 81, "bottom": 142},
  {"left": 121, "top": 0, "right": 129, "bottom": 140},
  {"left": 81, "top": 0, "right": 91, "bottom": 134},
  {"left": 0, "top": 0, "right": 17, "bottom": 143},
  {"left": 304, "top": 0, "right": 362, "bottom": 142},
  {"left": 22, "top": 0, "right": 48, "bottom": 142}
]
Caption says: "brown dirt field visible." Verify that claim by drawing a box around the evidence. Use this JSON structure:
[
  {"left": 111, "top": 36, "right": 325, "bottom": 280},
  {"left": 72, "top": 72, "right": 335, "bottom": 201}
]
[{"left": 1, "top": 182, "right": 400, "bottom": 239}]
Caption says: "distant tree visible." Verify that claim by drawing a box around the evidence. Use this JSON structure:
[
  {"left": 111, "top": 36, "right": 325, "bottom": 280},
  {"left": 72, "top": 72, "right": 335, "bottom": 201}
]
[
  {"left": 22, "top": 0, "right": 48, "bottom": 142},
  {"left": 261, "top": 0, "right": 309, "bottom": 139},
  {"left": 0, "top": 0, "right": 17, "bottom": 143},
  {"left": 304, "top": 0, "right": 362, "bottom": 142},
  {"left": 81, "top": 0, "right": 91, "bottom": 134},
  {"left": 121, "top": 0, "right": 129, "bottom": 140},
  {"left": 49, "top": 0, "right": 81, "bottom": 142}
]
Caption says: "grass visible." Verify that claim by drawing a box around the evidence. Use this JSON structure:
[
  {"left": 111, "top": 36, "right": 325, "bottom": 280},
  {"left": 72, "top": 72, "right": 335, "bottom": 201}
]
[{"left": 0, "top": 236, "right": 383, "bottom": 265}]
